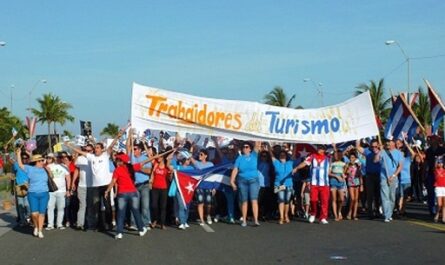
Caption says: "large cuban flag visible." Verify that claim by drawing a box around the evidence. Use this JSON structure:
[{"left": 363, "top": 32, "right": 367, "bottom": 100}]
[
  {"left": 426, "top": 80, "right": 445, "bottom": 135},
  {"left": 175, "top": 163, "right": 233, "bottom": 207},
  {"left": 384, "top": 95, "right": 421, "bottom": 140}
]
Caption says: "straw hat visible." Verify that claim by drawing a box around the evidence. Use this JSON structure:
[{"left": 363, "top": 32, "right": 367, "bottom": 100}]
[{"left": 30, "top": 154, "right": 45, "bottom": 163}]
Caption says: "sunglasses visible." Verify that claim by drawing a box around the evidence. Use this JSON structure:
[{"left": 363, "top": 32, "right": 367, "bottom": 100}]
[
  {"left": 371, "top": 145, "right": 379, "bottom": 148},
  {"left": 243, "top": 146, "right": 250, "bottom": 149}
]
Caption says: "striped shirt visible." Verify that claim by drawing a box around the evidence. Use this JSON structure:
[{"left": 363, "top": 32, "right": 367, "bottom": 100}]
[{"left": 304, "top": 154, "right": 330, "bottom": 186}]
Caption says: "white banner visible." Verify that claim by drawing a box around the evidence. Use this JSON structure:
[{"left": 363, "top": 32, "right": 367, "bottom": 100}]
[{"left": 131, "top": 83, "right": 379, "bottom": 144}]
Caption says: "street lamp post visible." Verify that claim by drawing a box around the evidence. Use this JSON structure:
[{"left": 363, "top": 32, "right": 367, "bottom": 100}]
[
  {"left": 385, "top": 40, "right": 410, "bottom": 94},
  {"left": 28, "top": 79, "right": 47, "bottom": 111},
  {"left": 303, "top": 78, "right": 324, "bottom": 106}
]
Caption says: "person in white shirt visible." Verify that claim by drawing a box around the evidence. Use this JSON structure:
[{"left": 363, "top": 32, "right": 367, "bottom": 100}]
[
  {"left": 46, "top": 153, "right": 71, "bottom": 230},
  {"left": 72, "top": 144, "right": 94, "bottom": 230},
  {"left": 66, "top": 131, "right": 122, "bottom": 231}
]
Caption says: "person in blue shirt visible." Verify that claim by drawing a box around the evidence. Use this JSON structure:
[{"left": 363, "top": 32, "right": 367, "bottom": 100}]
[
  {"left": 191, "top": 149, "right": 215, "bottom": 225},
  {"left": 374, "top": 138, "right": 404, "bottom": 223},
  {"left": 126, "top": 140, "right": 154, "bottom": 229},
  {"left": 397, "top": 138, "right": 415, "bottom": 217},
  {"left": 257, "top": 151, "right": 274, "bottom": 221},
  {"left": 17, "top": 149, "right": 49, "bottom": 239},
  {"left": 170, "top": 155, "right": 194, "bottom": 230},
  {"left": 7, "top": 152, "right": 31, "bottom": 226},
  {"left": 357, "top": 139, "right": 382, "bottom": 219},
  {"left": 269, "top": 147, "right": 296, "bottom": 224},
  {"left": 230, "top": 141, "right": 261, "bottom": 227}
]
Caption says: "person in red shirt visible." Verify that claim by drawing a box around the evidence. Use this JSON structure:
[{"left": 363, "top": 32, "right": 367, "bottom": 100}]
[
  {"left": 434, "top": 156, "right": 445, "bottom": 223},
  {"left": 105, "top": 153, "right": 147, "bottom": 239},
  {"left": 150, "top": 154, "right": 173, "bottom": 230}
]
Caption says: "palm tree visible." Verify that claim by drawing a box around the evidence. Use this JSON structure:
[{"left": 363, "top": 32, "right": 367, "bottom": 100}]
[
  {"left": 31, "top": 93, "right": 74, "bottom": 151},
  {"left": 63, "top": 130, "right": 74, "bottom": 139},
  {"left": 355, "top": 78, "right": 391, "bottom": 124},
  {"left": 100, "top": 123, "right": 119, "bottom": 137},
  {"left": 263, "top": 86, "right": 296, "bottom": 107},
  {"left": 0, "top": 107, "right": 25, "bottom": 150},
  {"left": 413, "top": 87, "right": 431, "bottom": 130}
]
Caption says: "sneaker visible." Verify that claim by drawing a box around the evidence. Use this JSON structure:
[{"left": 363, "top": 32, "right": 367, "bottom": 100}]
[
  {"left": 199, "top": 221, "right": 205, "bottom": 226},
  {"left": 38, "top": 231, "right": 44, "bottom": 239},
  {"left": 57, "top": 226, "right": 66, "bottom": 230},
  {"left": 139, "top": 227, "right": 148, "bottom": 237},
  {"left": 128, "top": 225, "right": 138, "bottom": 231},
  {"left": 320, "top": 219, "right": 329, "bottom": 225},
  {"left": 112, "top": 221, "right": 116, "bottom": 227},
  {"left": 33, "top": 228, "right": 38, "bottom": 237},
  {"left": 115, "top": 233, "right": 123, "bottom": 239},
  {"left": 308, "top": 215, "right": 316, "bottom": 224},
  {"left": 254, "top": 222, "right": 260, "bottom": 227},
  {"left": 214, "top": 215, "right": 220, "bottom": 223},
  {"left": 384, "top": 219, "right": 391, "bottom": 223},
  {"left": 45, "top": 226, "right": 54, "bottom": 231},
  {"left": 185, "top": 223, "right": 190, "bottom": 228},
  {"left": 241, "top": 222, "right": 247, "bottom": 227},
  {"left": 303, "top": 213, "right": 309, "bottom": 219},
  {"left": 178, "top": 224, "right": 186, "bottom": 230},
  {"left": 206, "top": 216, "right": 213, "bottom": 225},
  {"left": 228, "top": 218, "right": 235, "bottom": 224},
  {"left": 389, "top": 217, "right": 393, "bottom": 221}
]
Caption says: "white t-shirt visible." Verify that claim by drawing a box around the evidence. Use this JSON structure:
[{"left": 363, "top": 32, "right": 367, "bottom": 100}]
[
  {"left": 86, "top": 152, "right": 112, "bottom": 187},
  {"left": 75, "top": 155, "right": 93, "bottom": 188},
  {"left": 48, "top": 163, "right": 69, "bottom": 193}
]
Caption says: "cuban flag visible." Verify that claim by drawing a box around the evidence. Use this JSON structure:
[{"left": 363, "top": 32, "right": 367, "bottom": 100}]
[
  {"left": 175, "top": 163, "right": 233, "bottom": 207},
  {"left": 384, "top": 94, "right": 421, "bottom": 140},
  {"left": 426, "top": 80, "right": 445, "bottom": 135}
]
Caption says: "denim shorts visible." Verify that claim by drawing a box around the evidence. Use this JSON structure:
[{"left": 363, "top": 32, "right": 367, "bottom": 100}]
[
  {"left": 27, "top": 192, "right": 49, "bottom": 214},
  {"left": 277, "top": 187, "right": 294, "bottom": 204},
  {"left": 330, "top": 178, "right": 346, "bottom": 190},
  {"left": 238, "top": 177, "right": 260, "bottom": 202},
  {"left": 195, "top": 189, "right": 213, "bottom": 204}
]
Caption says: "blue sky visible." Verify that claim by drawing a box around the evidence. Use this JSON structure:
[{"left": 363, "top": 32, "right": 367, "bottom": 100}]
[{"left": 1, "top": 0, "right": 444, "bottom": 136}]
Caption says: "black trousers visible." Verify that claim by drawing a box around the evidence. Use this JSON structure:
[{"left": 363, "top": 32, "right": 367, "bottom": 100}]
[
  {"left": 86, "top": 185, "right": 112, "bottom": 230},
  {"left": 366, "top": 173, "right": 381, "bottom": 217},
  {"left": 151, "top": 188, "right": 167, "bottom": 225}
]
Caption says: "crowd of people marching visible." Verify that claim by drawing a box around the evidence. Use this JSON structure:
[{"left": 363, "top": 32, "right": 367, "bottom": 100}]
[{"left": 3, "top": 128, "right": 445, "bottom": 239}]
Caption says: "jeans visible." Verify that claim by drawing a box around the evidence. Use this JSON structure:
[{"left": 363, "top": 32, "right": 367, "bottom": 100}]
[
  {"left": 176, "top": 192, "right": 189, "bottom": 225},
  {"left": 77, "top": 186, "right": 87, "bottom": 227},
  {"left": 277, "top": 187, "right": 294, "bottom": 204},
  {"left": 116, "top": 192, "right": 144, "bottom": 233},
  {"left": 86, "top": 186, "right": 112, "bottom": 230},
  {"left": 28, "top": 192, "right": 49, "bottom": 214},
  {"left": 15, "top": 195, "right": 30, "bottom": 225},
  {"left": 131, "top": 183, "right": 151, "bottom": 226},
  {"left": 223, "top": 187, "right": 235, "bottom": 219},
  {"left": 366, "top": 173, "right": 381, "bottom": 217},
  {"left": 238, "top": 177, "right": 260, "bottom": 202},
  {"left": 151, "top": 188, "right": 167, "bottom": 225},
  {"left": 426, "top": 175, "right": 436, "bottom": 215},
  {"left": 47, "top": 192, "right": 66, "bottom": 228},
  {"left": 380, "top": 179, "right": 398, "bottom": 220}
]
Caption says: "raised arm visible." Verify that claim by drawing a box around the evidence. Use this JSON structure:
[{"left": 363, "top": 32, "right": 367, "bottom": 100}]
[
  {"left": 126, "top": 128, "right": 134, "bottom": 155},
  {"left": 65, "top": 142, "right": 88, "bottom": 157},
  {"left": 254, "top": 141, "right": 261, "bottom": 153},
  {"left": 356, "top": 139, "right": 365, "bottom": 155},
  {"left": 16, "top": 148, "right": 25, "bottom": 170},
  {"left": 107, "top": 129, "right": 125, "bottom": 155}
]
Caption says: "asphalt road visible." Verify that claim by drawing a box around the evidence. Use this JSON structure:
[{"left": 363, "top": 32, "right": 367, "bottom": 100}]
[{"left": 0, "top": 205, "right": 444, "bottom": 265}]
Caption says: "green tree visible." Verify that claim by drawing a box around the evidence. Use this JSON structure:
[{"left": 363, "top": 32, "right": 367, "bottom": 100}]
[
  {"left": 263, "top": 86, "right": 296, "bottom": 108},
  {"left": 413, "top": 87, "right": 431, "bottom": 130},
  {"left": 62, "top": 130, "right": 74, "bottom": 139},
  {"left": 355, "top": 78, "right": 391, "bottom": 123},
  {"left": 0, "top": 107, "right": 25, "bottom": 151},
  {"left": 100, "top": 123, "right": 119, "bottom": 137},
  {"left": 31, "top": 93, "right": 74, "bottom": 151}
]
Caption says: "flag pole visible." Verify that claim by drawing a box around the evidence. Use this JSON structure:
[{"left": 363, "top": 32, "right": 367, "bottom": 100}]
[{"left": 424, "top": 79, "right": 445, "bottom": 136}]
